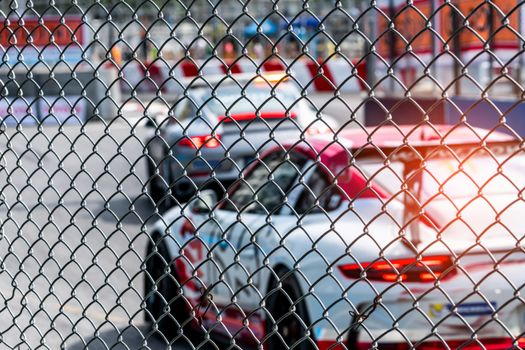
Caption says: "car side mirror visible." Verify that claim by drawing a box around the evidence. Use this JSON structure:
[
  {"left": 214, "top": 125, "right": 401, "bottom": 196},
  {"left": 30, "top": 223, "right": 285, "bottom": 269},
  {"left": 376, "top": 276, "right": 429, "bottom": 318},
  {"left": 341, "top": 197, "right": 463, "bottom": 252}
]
[{"left": 191, "top": 189, "right": 218, "bottom": 214}]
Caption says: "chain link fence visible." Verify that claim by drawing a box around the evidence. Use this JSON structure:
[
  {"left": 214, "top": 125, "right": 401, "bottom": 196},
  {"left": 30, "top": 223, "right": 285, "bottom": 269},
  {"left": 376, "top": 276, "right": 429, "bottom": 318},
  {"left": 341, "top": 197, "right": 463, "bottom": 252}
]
[{"left": 1, "top": 0, "right": 525, "bottom": 349}]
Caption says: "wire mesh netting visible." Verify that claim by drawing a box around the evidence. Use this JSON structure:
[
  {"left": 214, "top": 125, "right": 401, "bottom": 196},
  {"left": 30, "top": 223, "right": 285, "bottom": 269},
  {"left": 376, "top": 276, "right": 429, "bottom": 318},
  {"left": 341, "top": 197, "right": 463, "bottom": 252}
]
[{"left": 1, "top": 0, "right": 525, "bottom": 349}]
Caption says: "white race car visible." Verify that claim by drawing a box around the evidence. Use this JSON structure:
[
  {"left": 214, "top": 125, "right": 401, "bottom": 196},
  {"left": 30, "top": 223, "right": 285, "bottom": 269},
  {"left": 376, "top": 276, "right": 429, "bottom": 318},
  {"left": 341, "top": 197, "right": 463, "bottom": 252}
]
[
  {"left": 144, "top": 124, "right": 525, "bottom": 349},
  {"left": 145, "top": 73, "right": 337, "bottom": 204}
]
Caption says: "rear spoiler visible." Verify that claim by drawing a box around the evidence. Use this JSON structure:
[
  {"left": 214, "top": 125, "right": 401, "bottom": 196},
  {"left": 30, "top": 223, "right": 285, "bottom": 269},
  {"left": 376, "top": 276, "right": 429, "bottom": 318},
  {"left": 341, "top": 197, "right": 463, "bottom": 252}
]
[
  {"left": 351, "top": 139, "right": 521, "bottom": 247},
  {"left": 352, "top": 140, "right": 521, "bottom": 162}
]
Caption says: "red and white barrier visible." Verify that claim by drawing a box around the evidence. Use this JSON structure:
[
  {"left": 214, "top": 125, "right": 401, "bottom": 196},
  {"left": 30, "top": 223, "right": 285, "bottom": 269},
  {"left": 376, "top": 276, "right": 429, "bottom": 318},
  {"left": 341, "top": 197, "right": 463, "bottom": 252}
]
[{"left": 120, "top": 58, "right": 367, "bottom": 95}]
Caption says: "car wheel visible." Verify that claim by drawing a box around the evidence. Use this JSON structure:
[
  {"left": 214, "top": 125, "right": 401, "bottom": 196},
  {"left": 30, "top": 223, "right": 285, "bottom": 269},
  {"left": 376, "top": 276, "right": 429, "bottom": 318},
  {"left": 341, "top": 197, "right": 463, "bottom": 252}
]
[
  {"left": 146, "top": 155, "right": 168, "bottom": 204},
  {"left": 171, "top": 184, "right": 194, "bottom": 204},
  {"left": 265, "top": 268, "right": 315, "bottom": 350},
  {"left": 149, "top": 177, "right": 165, "bottom": 204},
  {"left": 144, "top": 237, "right": 194, "bottom": 343}
]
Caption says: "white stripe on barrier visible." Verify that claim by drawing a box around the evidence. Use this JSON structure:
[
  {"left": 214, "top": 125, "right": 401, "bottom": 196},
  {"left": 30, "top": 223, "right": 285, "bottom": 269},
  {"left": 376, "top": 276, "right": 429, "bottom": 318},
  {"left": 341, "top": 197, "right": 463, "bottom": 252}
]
[
  {"left": 325, "top": 59, "right": 363, "bottom": 93},
  {"left": 238, "top": 59, "right": 258, "bottom": 75},
  {"left": 122, "top": 58, "right": 365, "bottom": 94},
  {"left": 288, "top": 59, "right": 315, "bottom": 90},
  {"left": 121, "top": 60, "right": 145, "bottom": 91}
]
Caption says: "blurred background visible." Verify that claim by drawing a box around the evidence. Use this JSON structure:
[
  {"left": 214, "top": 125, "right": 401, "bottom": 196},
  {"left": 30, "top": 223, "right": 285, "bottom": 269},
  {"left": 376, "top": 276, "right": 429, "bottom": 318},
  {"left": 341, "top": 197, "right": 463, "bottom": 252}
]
[{"left": 2, "top": 0, "right": 523, "bottom": 126}]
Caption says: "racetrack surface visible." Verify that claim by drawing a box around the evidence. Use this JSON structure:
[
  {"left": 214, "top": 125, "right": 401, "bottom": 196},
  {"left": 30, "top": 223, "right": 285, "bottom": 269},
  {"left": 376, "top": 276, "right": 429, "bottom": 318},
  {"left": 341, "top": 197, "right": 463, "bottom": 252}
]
[{"left": 0, "top": 93, "right": 364, "bottom": 349}]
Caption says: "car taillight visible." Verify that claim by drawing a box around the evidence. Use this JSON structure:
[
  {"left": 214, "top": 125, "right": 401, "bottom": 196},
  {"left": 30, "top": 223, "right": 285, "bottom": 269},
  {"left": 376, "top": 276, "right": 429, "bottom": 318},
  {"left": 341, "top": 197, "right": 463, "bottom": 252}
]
[
  {"left": 178, "top": 135, "right": 221, "bottom": 149},
  {"left": 338, "top": 255, "right": 455, "bottom": 283}
]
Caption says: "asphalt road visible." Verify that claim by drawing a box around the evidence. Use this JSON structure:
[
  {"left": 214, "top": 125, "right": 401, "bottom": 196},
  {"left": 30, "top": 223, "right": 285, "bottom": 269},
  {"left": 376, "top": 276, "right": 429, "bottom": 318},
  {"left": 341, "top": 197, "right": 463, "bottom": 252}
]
[{"left": 0, "top": 92, "right": 365, "bottom": 349}]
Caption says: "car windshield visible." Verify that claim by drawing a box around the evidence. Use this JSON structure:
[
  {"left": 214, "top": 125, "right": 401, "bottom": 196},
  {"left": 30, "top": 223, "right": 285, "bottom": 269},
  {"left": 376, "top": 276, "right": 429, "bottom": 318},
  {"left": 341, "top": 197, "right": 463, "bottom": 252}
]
[
  {"left": 222, "top": 150, "right": 307, "bottom": 213},
  {"left": 356, "top": 143, "right": 525, "bottom": 200},
  {"left": 205, "top": 81, "right": 302, "bottom": 116}
]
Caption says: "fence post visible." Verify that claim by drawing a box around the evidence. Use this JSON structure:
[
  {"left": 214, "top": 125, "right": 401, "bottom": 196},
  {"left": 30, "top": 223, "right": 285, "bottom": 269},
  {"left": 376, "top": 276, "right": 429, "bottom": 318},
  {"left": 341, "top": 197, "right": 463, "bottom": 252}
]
[
  {"left": 452, "top": 3, "right": 462, "bottom": 96},
  {"left": 365, "top": 0, "right": 377, "bottom": 91}
]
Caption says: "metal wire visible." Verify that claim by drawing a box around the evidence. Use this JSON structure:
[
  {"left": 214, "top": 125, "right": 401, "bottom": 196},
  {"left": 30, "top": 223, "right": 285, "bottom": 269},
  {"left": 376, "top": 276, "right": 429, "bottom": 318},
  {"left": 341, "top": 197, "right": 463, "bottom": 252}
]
[{"left": 1, "top": 0, "right": 525, "bottom": 349}]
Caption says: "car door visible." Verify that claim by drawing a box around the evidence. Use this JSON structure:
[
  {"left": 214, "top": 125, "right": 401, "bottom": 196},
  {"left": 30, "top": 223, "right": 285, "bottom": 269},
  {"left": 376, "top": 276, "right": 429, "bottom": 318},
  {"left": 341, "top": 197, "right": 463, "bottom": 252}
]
[
  {"left": 285, "top": 162, "right": 345, "bottom": 282},
  {"left": 202, "top": 150, "right": 307, "bottom": 338}
]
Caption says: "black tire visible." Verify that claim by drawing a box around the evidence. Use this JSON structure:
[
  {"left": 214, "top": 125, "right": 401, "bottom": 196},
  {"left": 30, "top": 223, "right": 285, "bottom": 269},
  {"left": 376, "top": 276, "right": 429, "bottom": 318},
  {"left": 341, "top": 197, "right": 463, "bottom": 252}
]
[
  {"left": 144, "top": 238, "right": 195, "bottom": 343},
  {"left": 146, "top": 157, "right": 167, "bottom": 205},
  {"left": 149, "top": 167, "right": 185, "bottom": 209},
  {"left": 265, "top": 268, "right": 315, "bottom": 350},
  {"left": 171, "top": 185, "right": 194, "bottom": 205},
  {"left": 149, "top": 177, "right": 165, "bottom": 204}
]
